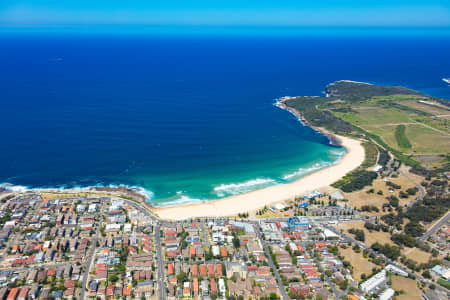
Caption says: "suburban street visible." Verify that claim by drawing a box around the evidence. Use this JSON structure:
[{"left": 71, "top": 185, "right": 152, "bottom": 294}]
[
  {"left": 255, "top": 226, "right": 291, "bottom": 300},
  {"left": 420, "top": 211, "right": 450, "bottom": 241},
  {"left": 155, "top": 222, "right": 166, "bottom": 300},
  {"left": 121, "top": 199, "right": 167, "bottom": 300},
  {"left": 79, "top": 236, "right": 100, "bottom": 300}
]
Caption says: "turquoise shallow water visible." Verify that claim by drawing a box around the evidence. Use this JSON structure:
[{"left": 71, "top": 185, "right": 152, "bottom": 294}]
[{"left": 0, "top": 32, "right": 449, "bottom": 205}]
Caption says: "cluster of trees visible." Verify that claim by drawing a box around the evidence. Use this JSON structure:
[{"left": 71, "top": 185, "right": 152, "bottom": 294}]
[
  {"left": 360, "top": 205, "right": 379, "bottom": 213},
  {"left": 370, "top": 242, "right": 401, "bottom": 260},
  {"left": 378, "top": 148, "right": 390, "bottom": 166},
  {"left": 386, "top": 181, "right": 401, "bottom": 189},
  {"left": 399, "top": 191, "right": 409, "bottom": 199},
  {"left": 309, "top": 198, "right": 337, "bottom": 206},
  {"left": 391, "top": 233, "right": 416, "bottom": 248},
  {"left": 403, "top": 221, "right": 425, "bottom": 237},
  {"left": 237, "top": 212, "right": 248, "bottom": 218},
  {"left": 381, "top": 212, "right": 404, "bottom": 227},
  {"left": 399, "top": 256, "right": 441, "bottom": 273},
  {"left": 324, "top": 81, "right": 422, "bottom": 101},
  {"left": 256, "top": 206, "right": 269, "bottom": 216},
  {"left": 333, "top": 170, "right": 378, "bottom": 192},
  {"left": 232, "top": 232, "right": 240, "bottom": 249},
  {"left": 178, "top": 229, "right": 189, "bottom": 250},
  {"left": 386, "top": 195, "right": 399, "bottom": 208},
  {"left": 406, "top": 187, "right": 419, "bottom": 195},
  {"left": 348, "top": 228, "right": 365, "bottom": 242},
  {"left": 406, "top": 193, "right": 449, "bottom": 224},
  {"left": 364, "top": 222, "right": 388, "bottom": 232},
  {"left": 284, "top": 96, "right": 355, "bottom": 134}
]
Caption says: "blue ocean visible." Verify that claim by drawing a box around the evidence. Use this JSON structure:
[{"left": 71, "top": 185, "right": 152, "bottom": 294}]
[{"left": 1, "top": 28, "right": 449, "bottom": 206}]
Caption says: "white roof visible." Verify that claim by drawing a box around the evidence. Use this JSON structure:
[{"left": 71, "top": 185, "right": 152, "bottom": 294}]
[
  {"left": 105, "top": 223, "right": 121, "bottom": 230},
  {"left": 378, "top": 288, "right": 394, "bottom": 300},
  {"left": 4, "top": 220, "right": 16, "bottom": 227},
  {"left": 330, "top": 190, "right": 344, "bottom": 200},
  {"left": 360, "top": 270, "right": 386, "bottom": 293},
  {"left": 373, "top": 165, "right": 383, "bottom": 172},
  {"left": 385, "top": 264, "right": 408, "bottom": 277},
  {"left": 273, "top": 203, "right": 286, "bottom": 210},
  {"left": 323, "top": 229, "right": 339, "bottom": 238}
]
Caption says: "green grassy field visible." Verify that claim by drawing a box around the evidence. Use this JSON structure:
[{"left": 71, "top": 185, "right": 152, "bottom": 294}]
[
  {"left": 330, "top": 94, "right": 449, "bottom": 165},
  {"left": 284, "top": 81, "right": 449, "bottom": 169},
  {"left": 395, "top": 125, "right": 411, "bottom": 149}
]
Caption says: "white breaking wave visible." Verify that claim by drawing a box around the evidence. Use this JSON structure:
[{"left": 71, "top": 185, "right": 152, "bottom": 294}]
[
  {"left": 329, "top": 149, "right": 346, "bottom": 157},
  {"left": 0, "top": 183, "right": 29, "bottom": 193},
  {"left": 214, "top": 178, "right": 276, "bottom": 197},
  {"left": 100, "top": 184, "right": 155, "bottom": 201},
  {"left": 282, "top": 161, "right": 333, "bottom": 180},
  {"left": 155, "top": 193, "right": 206, "bottom": 208},
  {"left": 0, "top": 182, "right": 155, "bottom": 202}
]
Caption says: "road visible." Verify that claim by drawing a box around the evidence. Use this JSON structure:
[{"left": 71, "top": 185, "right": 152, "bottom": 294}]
[
  {"left": 200, "top": 220, "right": 210, "bottom": 247},
  {"left": 79, "top": 207, "right": 103, "bottom": 300},
  {"left": 121, "top": 199, "right": 167, "bottom": 300},
  {"left": 79, "top": 237, "right": 99, "bottom": 300},
  {"left": 255, "top": 226, "right": 291, "bottom": 300},
  {"left": 399, "top": 167, "right": 426, "bottom": 210},
  {"left": 154, "top": 222, "right": 166, "bottom": 300},
  {"left": 419, "top": 211, "right": 450, "bottom": 241},
  {"left": 301, "top": 241, "right": 344, "bottom": 299}
]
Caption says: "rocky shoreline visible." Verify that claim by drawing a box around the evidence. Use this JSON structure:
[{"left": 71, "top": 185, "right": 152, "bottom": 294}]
[{"left": 275, "top": 96, "right": 342, "bottom": 147}]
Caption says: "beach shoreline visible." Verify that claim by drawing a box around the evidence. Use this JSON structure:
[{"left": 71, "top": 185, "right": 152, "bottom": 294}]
[
  {"left": 154, "top": 97, "right": 365, "bottom": 220},
  {"left": 1, "top": 96, "right": 365, "bottom": 220},
  {"left": 154, "top": 134, "right": 364, "bottom": 220}
]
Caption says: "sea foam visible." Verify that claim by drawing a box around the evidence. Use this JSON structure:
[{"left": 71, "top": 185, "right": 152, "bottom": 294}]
[
  {"left": 0, "top": 183, "right": 29, "bottom": 193},
  {"left": 154, "top": 192, "right": 206, "bottom": 208},
  {"left": 281, "top": 161, "right": 333, "bottom": 180},
  {"left": 213, "top": 178, "right": 276, "bottom": 197},
  {"left": 0, "top": 182, "right": 155, "bottom": 202}
]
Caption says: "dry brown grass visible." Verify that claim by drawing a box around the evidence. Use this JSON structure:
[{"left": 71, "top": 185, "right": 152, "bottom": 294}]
[
  {"left": 392, "top": 275, "right": 422, "bottom": 300},
  {"left": 39, "top": 191, "right": 112, "bottom": 200},
  {"left": 40, "top": 192, "right": 90, "bottom": 200},
  {"left": 401, "top": 247, "right": 432, "bottom": 264},
  {"left": 334, "top": 221, "right": 394, "bottom": 246},
  {"left": 343, "top": 171, "right": 423, "bottom": 213},
  {"left": 339, "top": 247, "right": 376, "bottom": 280}
]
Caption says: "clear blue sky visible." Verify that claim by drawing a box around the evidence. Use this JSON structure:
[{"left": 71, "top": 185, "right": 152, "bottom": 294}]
[{"left": 0, "top": 0, "right": 449, "bottom": 27}]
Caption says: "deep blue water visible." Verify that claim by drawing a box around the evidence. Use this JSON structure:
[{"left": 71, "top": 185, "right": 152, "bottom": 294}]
[{"left": 0, "top": 32, "right": 449, "bottom": 205}]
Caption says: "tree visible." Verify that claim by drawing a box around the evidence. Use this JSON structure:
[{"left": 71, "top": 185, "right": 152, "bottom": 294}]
[
  {"left": 422, "top": 270, "right": 431, "bottom": 279},
  {"left": 404, "top": 222, "right": 425, "bottom": 237},
  {"left": 232, "top": 235, "right": 240, "bottom": 249},
  {"left": 348, "top": 228, "right": 365, "bottom": 242},
  {"left": 177, "top": 271, "right": 187, "bottom": 283}
]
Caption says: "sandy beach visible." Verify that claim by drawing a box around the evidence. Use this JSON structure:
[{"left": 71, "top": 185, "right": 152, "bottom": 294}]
[{"left": 155, "top": 134, "right": 365, "bottom": 220}]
